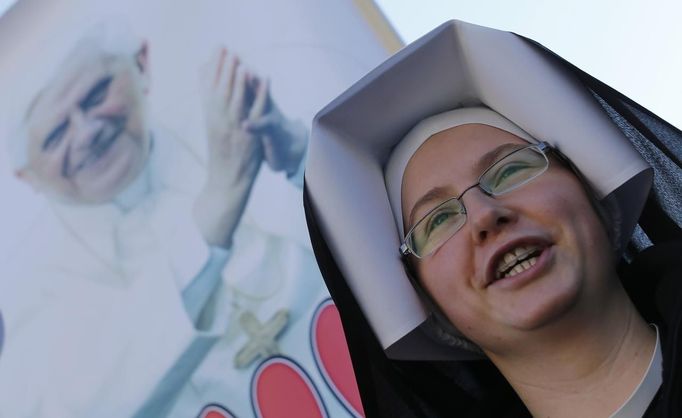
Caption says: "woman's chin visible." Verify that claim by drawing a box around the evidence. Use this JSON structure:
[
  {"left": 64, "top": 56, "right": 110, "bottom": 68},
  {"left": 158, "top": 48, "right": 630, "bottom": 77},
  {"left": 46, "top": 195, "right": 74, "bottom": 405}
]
[{"left": 496, "top": 274, "right": 583, "bottom": 333}]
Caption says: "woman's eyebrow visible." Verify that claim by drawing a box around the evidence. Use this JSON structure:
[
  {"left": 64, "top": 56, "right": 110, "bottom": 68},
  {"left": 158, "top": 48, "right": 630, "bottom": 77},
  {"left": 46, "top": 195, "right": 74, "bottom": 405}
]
[
  {"left": 408, "top": 186, "right": 451, "bottom": 229},
  {"left": 474, "top": 143, "right": 524, "bottom": 174}
]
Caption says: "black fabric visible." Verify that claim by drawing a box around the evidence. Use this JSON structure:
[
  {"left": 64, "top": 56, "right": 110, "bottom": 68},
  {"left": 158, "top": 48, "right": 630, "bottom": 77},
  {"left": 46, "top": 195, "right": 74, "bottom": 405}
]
[
  {"left": 522, "top": 36, "right": 682, "bottom": 248},
  {"left": 623, "top": 241, "right": 682, "bottom": 418},
  {"left": 304, "top": 35, "right": 682, "bottom": 417}
]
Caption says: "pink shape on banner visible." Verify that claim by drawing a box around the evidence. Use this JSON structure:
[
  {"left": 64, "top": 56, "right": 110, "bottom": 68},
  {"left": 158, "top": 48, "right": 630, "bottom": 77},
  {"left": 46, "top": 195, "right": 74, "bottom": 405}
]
[
  {"left": 311, "top": 299, "right": 365, "bottom": 418},
  {"left": 198, "top": 404, "right": 236, "bottom": 418},
  {"left": 252, "top": 357, "right": 327, "bottom": 418}
]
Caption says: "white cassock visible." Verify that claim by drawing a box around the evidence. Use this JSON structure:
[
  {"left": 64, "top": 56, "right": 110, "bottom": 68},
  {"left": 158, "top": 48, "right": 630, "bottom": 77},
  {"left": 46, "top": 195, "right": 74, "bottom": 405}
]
[{"left": 0, "top": 130, "right": 345, "bottom": 418}]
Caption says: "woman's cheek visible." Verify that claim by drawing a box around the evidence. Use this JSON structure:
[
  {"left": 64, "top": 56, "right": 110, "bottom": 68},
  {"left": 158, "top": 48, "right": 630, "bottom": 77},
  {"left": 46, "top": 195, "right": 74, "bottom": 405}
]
[{"left": 419, "top": 251, "right": 477, "bottom": 313}]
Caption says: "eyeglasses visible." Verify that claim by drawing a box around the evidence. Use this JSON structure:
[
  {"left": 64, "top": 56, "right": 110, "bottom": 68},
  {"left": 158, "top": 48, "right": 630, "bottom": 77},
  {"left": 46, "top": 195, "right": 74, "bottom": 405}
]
[{"left": 400, "top": 142, "right": 551, "bottom": 258}]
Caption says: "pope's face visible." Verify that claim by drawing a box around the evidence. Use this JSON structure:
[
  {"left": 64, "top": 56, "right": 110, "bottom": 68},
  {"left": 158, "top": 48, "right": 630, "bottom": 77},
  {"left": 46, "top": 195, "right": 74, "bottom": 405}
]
[
  {"left": 401, "top": 124, "right": 614, "bottom": 356},
  {"left": 20, "top": 42, "right": 151, "bottom": 205}
]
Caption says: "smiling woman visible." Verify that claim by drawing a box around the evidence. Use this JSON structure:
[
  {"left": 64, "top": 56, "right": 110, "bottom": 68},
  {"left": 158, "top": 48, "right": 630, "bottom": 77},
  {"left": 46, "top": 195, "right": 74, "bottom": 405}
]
[
  {"left": 399, "top": 118, "right": 613, "bottom": 332},
  {"left": 305, "top": 21, "right": 682, "bottom": 418},
  {"left": 393, "top": 112, "right": 659, "bottom": 417}
]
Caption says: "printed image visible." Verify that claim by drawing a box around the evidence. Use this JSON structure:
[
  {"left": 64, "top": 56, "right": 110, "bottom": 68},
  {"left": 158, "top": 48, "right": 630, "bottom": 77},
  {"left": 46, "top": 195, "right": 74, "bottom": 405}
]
[{"left": 0, "top": 1, "right": 398, "bottom": 416}]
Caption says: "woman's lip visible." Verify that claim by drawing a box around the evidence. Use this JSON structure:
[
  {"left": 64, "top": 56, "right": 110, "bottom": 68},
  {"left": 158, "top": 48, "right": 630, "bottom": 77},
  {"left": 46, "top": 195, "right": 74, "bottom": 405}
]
[
  {"left": 484, "top": 237, "right": 552, "bottom": 288},
  {"left": 486, "top": 245, "right": 553, "bottom": 290}
]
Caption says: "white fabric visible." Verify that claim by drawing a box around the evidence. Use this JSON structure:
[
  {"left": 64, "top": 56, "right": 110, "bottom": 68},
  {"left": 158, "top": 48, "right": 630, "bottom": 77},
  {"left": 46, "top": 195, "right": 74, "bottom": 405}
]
[{"left": 610, "top": 325, "right": 663, "bottom": 418}]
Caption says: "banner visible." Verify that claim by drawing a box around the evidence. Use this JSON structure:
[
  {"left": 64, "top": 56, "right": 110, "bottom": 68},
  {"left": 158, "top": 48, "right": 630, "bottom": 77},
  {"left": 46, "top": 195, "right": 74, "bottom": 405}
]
[{"left": 0, "top": 1, "right": 401, "bottom": 416}]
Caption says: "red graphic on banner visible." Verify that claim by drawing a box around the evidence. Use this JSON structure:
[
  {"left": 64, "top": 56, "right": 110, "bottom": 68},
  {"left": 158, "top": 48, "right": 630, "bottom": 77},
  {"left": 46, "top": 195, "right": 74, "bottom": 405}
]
[
  {"left": 251, "top": 357, "right": 327, "bottom": 418},
  {"left": 311, "top": 299, "right": 365, "bottom": 417},
  {"left": 198, "top": 403, "right": 236, "bottom": 418}
]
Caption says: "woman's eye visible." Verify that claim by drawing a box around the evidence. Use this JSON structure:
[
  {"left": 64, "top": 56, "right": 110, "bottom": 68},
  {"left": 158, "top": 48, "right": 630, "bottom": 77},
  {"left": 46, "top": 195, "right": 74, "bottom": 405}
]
[
  {"left": 492, "top": 162, "right": 529, "bottom": 186},
  {"left": 426, "top": 210, "right": 453, "bottom": 234}
]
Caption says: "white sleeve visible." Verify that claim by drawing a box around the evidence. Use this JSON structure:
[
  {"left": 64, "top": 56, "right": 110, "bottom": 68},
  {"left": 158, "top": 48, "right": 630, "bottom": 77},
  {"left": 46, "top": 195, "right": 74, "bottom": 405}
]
[
  {"left": 168, "top": 217, "right": 213, "bottom": 291},
  {"left": 166, "top": 212, "right": 232, "bottom": 331},
  {"left": 181, "top": 246, "right": 231, "bottom": 329}
]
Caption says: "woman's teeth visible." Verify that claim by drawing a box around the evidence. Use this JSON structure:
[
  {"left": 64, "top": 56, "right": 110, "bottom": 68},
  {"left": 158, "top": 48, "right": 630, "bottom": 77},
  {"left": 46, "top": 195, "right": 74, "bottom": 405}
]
[
  {"left": 503, "top": 255, "right": 538, "bottom": 278},
  {"left": 496, "top": 245, "right": 541, "bottom": 279}
]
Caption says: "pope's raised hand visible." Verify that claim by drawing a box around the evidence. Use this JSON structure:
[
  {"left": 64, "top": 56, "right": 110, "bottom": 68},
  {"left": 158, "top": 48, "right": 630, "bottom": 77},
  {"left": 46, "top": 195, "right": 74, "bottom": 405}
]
[{"left": 194, "top": 48, "right": 264, "bottom": 249}]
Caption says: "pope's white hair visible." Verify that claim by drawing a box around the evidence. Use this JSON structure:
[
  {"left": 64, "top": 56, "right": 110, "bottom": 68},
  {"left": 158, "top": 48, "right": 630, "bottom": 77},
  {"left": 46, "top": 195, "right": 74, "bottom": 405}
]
[{"left": 68, "top": 19, "right": 142, "bottom": 62}]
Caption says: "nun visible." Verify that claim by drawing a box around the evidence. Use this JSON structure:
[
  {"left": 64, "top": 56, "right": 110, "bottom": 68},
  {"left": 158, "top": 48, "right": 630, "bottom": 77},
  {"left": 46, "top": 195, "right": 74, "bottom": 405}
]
[{"left": 305, "top": 21, "right": 682, "bottom": 417}]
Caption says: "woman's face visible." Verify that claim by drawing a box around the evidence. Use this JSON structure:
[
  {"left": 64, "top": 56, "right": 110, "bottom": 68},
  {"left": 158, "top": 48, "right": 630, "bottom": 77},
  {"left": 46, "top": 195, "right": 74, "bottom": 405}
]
[{"left": 401, "top": 123, "right": 614, "bottom": 355}]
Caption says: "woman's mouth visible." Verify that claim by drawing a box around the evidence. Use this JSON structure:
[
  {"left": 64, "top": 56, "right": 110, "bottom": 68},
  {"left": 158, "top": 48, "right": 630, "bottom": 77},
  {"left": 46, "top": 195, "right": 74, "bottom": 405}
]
[
  {"left": 486, "top": 240, "right": 552, "bottom": 288},
  {"left": 495, "top": 245, "right": 543, "bottom": 280}
]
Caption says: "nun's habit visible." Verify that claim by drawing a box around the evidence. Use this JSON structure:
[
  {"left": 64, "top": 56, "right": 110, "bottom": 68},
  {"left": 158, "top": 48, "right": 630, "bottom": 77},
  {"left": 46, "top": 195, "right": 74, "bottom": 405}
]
[{"left": 304, "top": 21, "right": 682, "bottom": 417}]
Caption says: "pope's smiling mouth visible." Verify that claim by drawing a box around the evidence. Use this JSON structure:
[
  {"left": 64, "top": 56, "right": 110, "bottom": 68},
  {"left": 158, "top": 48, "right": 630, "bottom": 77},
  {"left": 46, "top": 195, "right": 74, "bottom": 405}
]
[{"left": 63, "top": 118, "right": 126, "bottom": 178}]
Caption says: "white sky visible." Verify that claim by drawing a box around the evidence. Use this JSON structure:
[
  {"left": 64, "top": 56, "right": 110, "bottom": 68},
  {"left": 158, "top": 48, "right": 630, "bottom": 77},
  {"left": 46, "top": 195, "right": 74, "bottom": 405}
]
[
  {"left": 1, "top": 0, "right": 681, "bottom": 128},
  {"left": 375, "top": 0, "right": 682, "bottom": 129}
]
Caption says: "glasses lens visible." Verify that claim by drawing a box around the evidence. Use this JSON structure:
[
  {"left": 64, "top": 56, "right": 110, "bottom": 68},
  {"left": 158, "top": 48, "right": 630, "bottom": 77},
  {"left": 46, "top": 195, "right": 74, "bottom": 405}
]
[
  {"left": 407, "top": 198, "right": 466, "bottom": 257},
  {"left": 480, "top": 146, "right": 548, "bottom": 195}
]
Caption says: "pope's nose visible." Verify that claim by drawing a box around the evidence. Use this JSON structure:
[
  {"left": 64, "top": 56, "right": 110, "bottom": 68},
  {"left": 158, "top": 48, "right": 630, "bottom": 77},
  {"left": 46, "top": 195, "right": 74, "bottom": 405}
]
[{"left": 68, "top": 110, "right": 105, "bottom": 150}]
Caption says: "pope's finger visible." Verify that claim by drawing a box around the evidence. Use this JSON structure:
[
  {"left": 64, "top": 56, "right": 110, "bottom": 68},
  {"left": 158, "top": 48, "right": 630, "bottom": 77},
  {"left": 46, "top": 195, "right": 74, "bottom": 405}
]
[
  {"left": 248, "top": 77, "right": 269, "bottom": 121},
  {"left": 243, "top": 72, "right": 257, "bottom": 111},
  {"left": 198, "top": 46, "right": 225, "bottom": 97},
  {"left": 212, "top": 47, "right": 227, "bottom": 87},
  {"left": 220, "top": 53, "right": 239, "bottom": 103},
  {"left": 230, "top": 67, "right": 248, "bottom": 118}
]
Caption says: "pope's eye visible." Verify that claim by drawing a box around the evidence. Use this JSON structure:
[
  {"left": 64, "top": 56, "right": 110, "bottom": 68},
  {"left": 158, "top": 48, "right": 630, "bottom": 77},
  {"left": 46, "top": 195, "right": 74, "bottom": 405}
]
[
  {"left": 79, "top": 76, "right": 113, "bottom": 110},
  {"left": 42, "top": 120, "right": 69, "bottom": 151}
]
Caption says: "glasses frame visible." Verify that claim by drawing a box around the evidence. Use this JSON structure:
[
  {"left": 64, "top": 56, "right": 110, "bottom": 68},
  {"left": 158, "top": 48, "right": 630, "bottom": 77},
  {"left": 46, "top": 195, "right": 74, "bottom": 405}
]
[{"left": 399, "top": 141, "right": 552, "bottom": 258}]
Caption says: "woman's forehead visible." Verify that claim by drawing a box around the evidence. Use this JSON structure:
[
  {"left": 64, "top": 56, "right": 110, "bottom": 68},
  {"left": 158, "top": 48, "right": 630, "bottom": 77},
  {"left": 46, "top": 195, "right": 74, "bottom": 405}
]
[
  {"left": 402, "top": 125, "right": 528, "bottom": 192},
  {"left": 400, "top": 124, "right": 529, "bottom": 226}
]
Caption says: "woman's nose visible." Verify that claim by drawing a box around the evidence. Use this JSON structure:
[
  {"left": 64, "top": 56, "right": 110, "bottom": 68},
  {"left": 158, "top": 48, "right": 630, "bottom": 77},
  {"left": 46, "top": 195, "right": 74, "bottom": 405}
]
[{"left": 463, "top": 189, "right": 517, "bottom": 244}]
